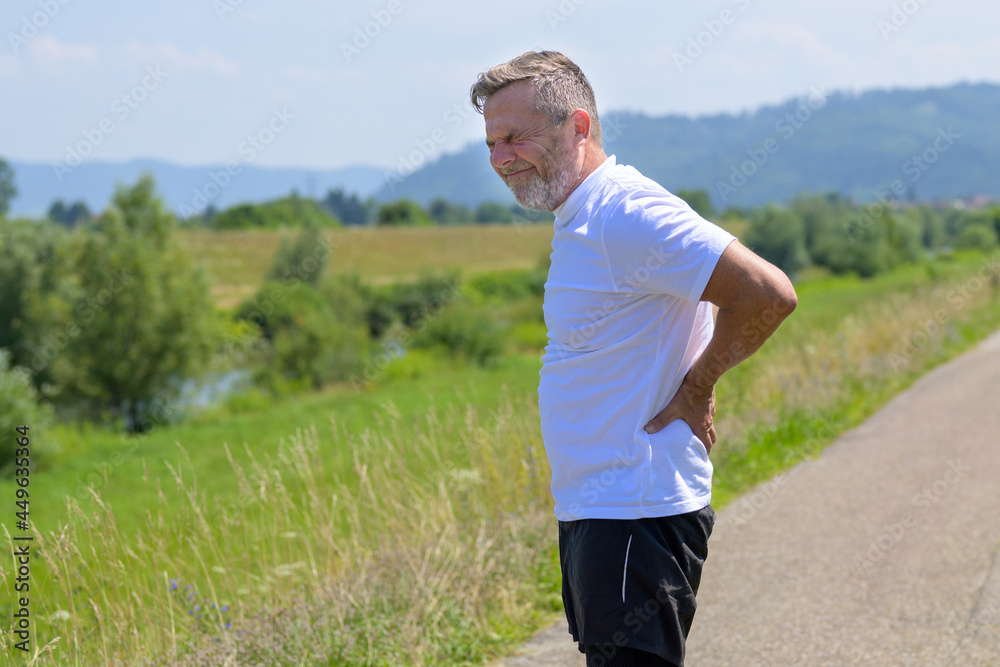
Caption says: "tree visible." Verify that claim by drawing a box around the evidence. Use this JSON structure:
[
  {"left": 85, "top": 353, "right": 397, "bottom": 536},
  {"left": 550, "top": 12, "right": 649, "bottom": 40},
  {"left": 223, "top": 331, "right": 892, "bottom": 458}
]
[
  {"left": 0, "top": 350, "right": 56, "bottom": 475},
  {"left": 675, "top": 189, "right": 715, "bottom": 219},
  {"left": 745, "top": 206, "right": 809, "bottom": 276},
  {"left": 375, "top": 200, "right": 431, "bottom": 226},
  {"left": 0, "top": 218, "right": 77, "bottom": 391},
  {"left": 0, "top": 158, "right": 16, "bottom": 216},
  {"left": 428, "top": 198, "right": 472, "bottom": 225},
  {"left": 236, "top": 281, "right": 366, "bottom": 389},
  {"left": 474, "top": 201, "right": 513, "bottom": 224},
  {"left": 60, "top": 174, "right": 215, "bottom": 432},
  {"left": 322, "top": 188, "right": 370, "bottom": 225},
  {"left": 48, "top": 199, "right": 93, "bottom": 228},
  {"left": 211, "top": 197, "right": 340, "bottom": 230},
  {"left": 266, "top": 223, "right": 330, "bottom": 286}
]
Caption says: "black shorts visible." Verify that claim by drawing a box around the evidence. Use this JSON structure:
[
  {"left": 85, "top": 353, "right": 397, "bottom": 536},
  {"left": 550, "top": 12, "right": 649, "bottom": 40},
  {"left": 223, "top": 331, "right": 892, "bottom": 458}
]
[{"left": 558, "top": 505, "right": 715, "bottom": 667}]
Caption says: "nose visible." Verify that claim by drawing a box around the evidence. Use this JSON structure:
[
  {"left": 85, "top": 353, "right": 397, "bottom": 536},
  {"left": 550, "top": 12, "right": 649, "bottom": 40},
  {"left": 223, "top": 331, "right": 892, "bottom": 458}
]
[{"left": 490, "top": 141, "right": 515, "bottom": 171}]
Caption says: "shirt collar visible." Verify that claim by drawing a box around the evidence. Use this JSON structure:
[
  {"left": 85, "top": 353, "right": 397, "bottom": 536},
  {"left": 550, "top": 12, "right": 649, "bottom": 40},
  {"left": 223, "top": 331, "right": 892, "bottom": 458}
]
[{"left": 553, "top": 155, "right": 617, "bottom": 225}]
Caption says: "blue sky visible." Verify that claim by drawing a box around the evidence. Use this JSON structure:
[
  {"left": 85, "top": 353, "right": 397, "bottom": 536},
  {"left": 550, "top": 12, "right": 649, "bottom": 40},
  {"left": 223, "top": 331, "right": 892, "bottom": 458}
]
[{"left": 3, "top": 0, "right": 998, "bottom": 171}]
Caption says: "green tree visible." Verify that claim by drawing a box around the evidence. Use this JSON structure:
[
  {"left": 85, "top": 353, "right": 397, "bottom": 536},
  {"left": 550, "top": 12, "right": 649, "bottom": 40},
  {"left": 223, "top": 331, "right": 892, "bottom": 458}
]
[
  {"left": 375, "top": 200, "right": 431, "bottom": 226},
  {"left": 266, "top": 223, "right": 330, "bottom": 286},
  {"left": 0, "top": 218, "right": 77, "bottom": 390},
  {"left": 955, "top": 223, "right": 999, "bottom": 251},
  {"left": 474, "top": 201, "right": 513, "bottom": 224},
  {"left": 675, "top": 189, "right": 715, "bottom": 219},
  {"left": 745, "top": 206, "right": 809, "bottom": 276},
  {"left": 236, "top": 281, "right": 367, "bottom": 389},
  {"left": 211, "top": 197, "right": 340, "bottom": 230},
  {"left": 322, "top": 188, "right": 371, "bottom": 225},
  {"left": 48, "top": 199, "right": 93, "bottom": 228},
  {"left": 60, "top": 174, "right": 215, "bottom": 432},
  {"left": 0, "top": 158, "right": 15, "bottom": 216},
  {"left": 0, "top": 350, "right": 56, "bottom": 475},
  {"left": 428, "top": 198, "right": 472, "bottom": 225}
]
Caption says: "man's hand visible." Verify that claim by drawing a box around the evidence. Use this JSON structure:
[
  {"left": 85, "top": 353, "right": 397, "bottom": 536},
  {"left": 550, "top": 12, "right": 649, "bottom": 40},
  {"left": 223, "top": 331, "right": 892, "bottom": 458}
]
[
  {"left": 644, "top": 370, "right": 717, "bottom": 453},
  {"left": 641, "top": 241, "right": 796, "bottom": 455}
]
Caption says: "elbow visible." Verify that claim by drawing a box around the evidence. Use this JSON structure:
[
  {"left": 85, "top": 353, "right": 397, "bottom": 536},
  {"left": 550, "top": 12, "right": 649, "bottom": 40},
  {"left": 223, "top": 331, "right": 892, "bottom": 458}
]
[
  {"left": 774, "top": 276, "right": 798, "bottom": 322},
  {"left": 778, "top": 278, "right": 798, "bottom": 316}
]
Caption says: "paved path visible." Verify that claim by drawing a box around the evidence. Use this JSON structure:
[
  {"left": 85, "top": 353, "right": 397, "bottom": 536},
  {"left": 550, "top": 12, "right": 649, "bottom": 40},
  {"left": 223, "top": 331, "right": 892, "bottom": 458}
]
[{"left": 491, "top": 328, "right": 1000, "bottom": 666}]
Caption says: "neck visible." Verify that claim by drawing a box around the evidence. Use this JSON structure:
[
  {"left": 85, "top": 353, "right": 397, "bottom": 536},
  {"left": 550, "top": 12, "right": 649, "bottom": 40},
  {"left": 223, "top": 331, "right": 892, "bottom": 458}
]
[{"left": 568, "top": 145, "right": 608, "bottom": 193}]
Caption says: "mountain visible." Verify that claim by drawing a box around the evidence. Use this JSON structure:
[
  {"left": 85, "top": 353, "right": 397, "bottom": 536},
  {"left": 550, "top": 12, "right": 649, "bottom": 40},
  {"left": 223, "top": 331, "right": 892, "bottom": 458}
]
[
  {"left": 7, "top": 83, "right": 998, "bottom": 217},
  {"left": 6, "top": 159, "right": 385, "bottom": 218},
  {"left": 375, "top": 82, "right": 1000, "bottom": 208}
]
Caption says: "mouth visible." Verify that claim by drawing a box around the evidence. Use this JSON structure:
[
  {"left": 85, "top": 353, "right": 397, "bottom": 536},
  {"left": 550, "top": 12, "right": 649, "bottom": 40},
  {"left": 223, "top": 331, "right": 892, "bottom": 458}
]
[{"left": 502, "top": 165, "right": 535, "bottom": 180}]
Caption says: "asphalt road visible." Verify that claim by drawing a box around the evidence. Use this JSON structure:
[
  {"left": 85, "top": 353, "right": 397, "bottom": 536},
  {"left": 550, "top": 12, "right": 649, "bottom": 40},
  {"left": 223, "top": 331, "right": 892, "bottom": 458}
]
[{"left": 491, "top": 327, "right": 1000, "bottom": 666}]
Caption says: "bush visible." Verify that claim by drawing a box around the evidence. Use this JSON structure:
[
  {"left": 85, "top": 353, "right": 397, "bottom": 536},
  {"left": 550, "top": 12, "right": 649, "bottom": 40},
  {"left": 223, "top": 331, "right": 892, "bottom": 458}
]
[
  {"left": 375, "top": 272, "right": 462, "bottom": 331},
  {"left": 376, "top": 200, "right": 431, "bottom": 227},
  {"left": 0, "top": 349, "right": 56, "bottom": 475},
  {"left": 266, "top": 224, "right": 331, "bottom": 286},
  {"left": 745, "top": 206, "right": 809, "bottom": 276},
  {"left": 212, "top": 197, "right": 341, "bottom": 230},
  {"left": 412, "top": 298, "right": 507, "bottom": 366},
  {"left": 955, "top": 224, "right": 999, "bottom": 251},
  {"left": 466, "top": 269, "right": 545, "bottom": 303},
  {"left": 236, "top": 282, "right": 368, "bottom": 388}
]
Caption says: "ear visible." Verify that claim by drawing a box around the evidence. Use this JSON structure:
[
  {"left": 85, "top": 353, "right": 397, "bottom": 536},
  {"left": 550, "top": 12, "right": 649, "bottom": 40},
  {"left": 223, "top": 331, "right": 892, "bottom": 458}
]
[{"left": 568, "top": 109, "right": 591, "bottom": 144}]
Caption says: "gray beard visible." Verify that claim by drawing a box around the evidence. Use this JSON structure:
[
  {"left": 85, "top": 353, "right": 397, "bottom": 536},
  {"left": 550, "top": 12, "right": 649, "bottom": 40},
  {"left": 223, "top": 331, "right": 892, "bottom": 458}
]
[{"left": 506, "top": 160, "right": 576, "bottom": 211}]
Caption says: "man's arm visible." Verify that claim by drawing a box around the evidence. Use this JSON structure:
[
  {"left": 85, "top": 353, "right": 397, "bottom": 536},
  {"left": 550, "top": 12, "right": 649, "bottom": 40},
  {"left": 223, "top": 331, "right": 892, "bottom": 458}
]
[{"left": 644, "top": 240, "right": 798, "bottom": 452}]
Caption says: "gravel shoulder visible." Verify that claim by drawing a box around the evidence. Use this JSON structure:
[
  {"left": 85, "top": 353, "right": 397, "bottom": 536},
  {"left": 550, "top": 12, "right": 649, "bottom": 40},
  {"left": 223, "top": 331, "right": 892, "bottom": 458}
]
[{"left": 491, "top": 328, "right": 1000, "bottom": 666}]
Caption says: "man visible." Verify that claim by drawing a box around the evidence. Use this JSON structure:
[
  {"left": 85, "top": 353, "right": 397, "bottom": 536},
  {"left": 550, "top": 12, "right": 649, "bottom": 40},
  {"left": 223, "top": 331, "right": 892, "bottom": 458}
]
[{"left": 471, "top": 51, "right": 797, "bottom": 667}]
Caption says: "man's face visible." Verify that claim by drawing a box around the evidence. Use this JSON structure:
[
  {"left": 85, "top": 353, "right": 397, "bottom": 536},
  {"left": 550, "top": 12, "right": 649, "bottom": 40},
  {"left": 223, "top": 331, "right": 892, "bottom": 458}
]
[{"left": 483, "top": 81, "right": 579, "bottom": 211}]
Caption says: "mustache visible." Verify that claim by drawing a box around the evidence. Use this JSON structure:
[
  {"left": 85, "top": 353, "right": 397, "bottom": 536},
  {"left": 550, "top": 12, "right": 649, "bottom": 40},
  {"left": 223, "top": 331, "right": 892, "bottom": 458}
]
[{"left": 500, "top": 162, "right": 535, "bottom": 176}]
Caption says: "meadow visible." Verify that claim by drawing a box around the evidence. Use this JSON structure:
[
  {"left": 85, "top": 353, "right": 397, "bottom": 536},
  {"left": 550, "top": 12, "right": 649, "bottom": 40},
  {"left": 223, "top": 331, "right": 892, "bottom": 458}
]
[
  {"left": 177, "top": 224, "right": 558, "bottom": 308},
  {"left": 2, "top": 221, "right": 999, "bottom": 665}
]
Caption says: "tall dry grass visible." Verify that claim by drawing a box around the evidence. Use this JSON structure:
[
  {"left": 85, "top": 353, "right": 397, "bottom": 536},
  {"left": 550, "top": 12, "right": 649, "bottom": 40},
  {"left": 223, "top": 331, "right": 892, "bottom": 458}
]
[{"left": 4, "top": 395, "right": 555, "bottom": 665}]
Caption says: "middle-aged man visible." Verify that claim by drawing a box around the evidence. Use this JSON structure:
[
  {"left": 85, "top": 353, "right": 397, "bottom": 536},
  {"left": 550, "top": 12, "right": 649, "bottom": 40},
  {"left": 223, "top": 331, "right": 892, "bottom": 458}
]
[{"left": 471, "top": 51, "right": 797, "bottom": 667}]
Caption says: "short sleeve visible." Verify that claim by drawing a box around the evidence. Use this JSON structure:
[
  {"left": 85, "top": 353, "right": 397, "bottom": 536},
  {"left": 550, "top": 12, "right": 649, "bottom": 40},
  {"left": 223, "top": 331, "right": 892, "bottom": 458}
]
[{"left": 602, "top": 187, "right": 736, "bottom": 304}]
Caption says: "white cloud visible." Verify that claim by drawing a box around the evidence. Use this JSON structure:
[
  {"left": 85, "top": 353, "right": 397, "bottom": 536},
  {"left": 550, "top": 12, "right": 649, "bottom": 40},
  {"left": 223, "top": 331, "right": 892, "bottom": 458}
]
[
  {"left": 28, "top": 36, "right": 99, "bottom": 67},
  {"left": 123, "top": 42, "right": 241, "bottom": 77}
]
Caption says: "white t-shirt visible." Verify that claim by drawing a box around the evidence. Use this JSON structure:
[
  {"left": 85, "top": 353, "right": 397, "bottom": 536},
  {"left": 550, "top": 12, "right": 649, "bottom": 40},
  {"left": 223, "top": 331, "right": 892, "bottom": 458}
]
[{"left": 540, "top": 155, "right": 736, "bottom": 521}]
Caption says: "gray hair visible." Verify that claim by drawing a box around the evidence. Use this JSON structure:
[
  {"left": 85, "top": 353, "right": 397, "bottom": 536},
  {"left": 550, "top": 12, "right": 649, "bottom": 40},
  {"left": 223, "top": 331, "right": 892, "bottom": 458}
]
[{"left": 470, "top": 50, "right": 602, "bottom": 146}]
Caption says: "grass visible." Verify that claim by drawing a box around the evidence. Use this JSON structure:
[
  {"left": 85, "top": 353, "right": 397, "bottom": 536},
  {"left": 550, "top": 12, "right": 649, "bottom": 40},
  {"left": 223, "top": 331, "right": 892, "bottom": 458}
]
[
  {"left": 2, "top": 250, "right": 999, "bottom": 665},
  {"left": 178, "top": 224, "right": 557, "bottom": 308}
]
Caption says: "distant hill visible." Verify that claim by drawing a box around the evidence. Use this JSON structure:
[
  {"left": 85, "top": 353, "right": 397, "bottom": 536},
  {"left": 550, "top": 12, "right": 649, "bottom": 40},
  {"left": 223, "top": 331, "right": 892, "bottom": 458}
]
[
  {"left": 7, "top": 83, "right": 998, "bottom": 218},
  {"left": 376, "top": 82, "right": 1000, "bottom": 208},
  {"left": 7, "top": 159, "right": 385, "bottom": 218}
]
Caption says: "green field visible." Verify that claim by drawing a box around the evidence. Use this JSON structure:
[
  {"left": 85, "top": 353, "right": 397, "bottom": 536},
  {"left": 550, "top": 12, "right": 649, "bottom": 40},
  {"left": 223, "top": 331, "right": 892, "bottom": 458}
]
[
  {"left": 2, "top": 233, "right": 999, "bottom": 664},
  {"left": 178, "top": 224, "right": 558, "bottom": 308}
]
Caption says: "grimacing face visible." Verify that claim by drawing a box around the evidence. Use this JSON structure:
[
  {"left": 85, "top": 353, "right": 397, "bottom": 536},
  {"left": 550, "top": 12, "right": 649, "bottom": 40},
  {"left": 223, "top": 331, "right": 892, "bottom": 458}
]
[{"left": 483, "top": 81, "right": 578, "bottom": 211}]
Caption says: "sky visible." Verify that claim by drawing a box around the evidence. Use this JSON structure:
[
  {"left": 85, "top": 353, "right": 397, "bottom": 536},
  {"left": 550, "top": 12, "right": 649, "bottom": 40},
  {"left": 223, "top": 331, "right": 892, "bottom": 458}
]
[{"left": 3, "top": 0, "right": 999, "bottom": 173}]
